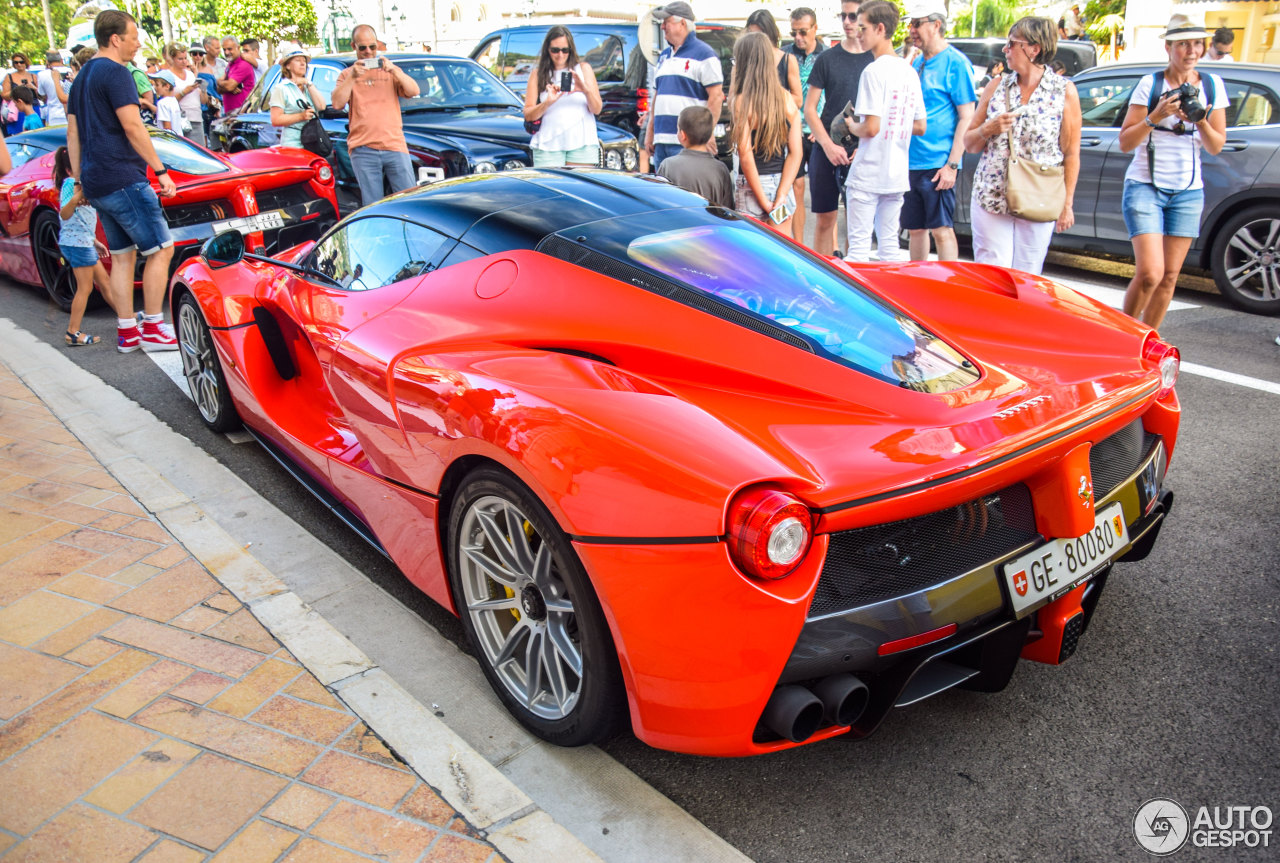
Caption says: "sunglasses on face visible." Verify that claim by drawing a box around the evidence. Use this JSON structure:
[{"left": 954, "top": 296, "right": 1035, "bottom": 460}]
[
  {"left": 1005, "top": 37, "right": 1029, "bottom": 49},
  {"left": 548, "top": 46, "right": 570, "bottom": 54},
  {"left": 354, "top": 43, "right": 377, "bottom": 51},
  {"left": 909, "top": 18, "right": 934, "bottom": 28},
  {"left": 790, "top": 28, "right": 811, "bottom": 36},
  {"left": 839, "top": 12, "right": 860, "bottom": 21}
]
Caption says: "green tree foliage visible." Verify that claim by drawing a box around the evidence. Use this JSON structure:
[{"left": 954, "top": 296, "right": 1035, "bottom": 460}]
[
  {"left": 952, "top": 0, "right": 1027, "bottom": 40},
  {"left": 214, "top": 0, "right": 317, "bottom": 46},
  {"left": 2, "top": 0, "right": 72, "bottom": 61}
]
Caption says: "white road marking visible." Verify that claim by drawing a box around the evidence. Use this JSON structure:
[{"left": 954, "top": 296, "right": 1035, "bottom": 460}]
[
  {"left": 1181, "top": 361, "right": 1280, "bottom": 396},
  {"left": 147, "top": 349, "right": 252, "bottom": 444}
]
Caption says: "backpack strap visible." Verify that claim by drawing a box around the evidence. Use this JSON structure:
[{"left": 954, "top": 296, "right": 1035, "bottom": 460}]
[{"left": 1146, "top": 70, "right": 1164, "bottom": 115}]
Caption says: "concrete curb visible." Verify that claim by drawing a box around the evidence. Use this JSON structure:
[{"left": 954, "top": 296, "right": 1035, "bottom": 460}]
[
  {"left": 0, "top": 316, "right": 753, "bottom": 863},
  {"left": 0, "top": 319, "right": 603, "bottom": 863}
]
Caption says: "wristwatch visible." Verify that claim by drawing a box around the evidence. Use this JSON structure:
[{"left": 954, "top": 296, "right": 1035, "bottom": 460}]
[
  {"left": 1144, "top": 116, "right": 1157, "bottom": 128},
  {"left": 946, "top": 161, "right": 960, "bottom": 170},
  {"left": 154, "top": 167, "right": 168, "bottom": 176}
]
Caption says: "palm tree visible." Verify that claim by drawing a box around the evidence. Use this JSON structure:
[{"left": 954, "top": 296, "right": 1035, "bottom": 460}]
[{"left": 1088, "top": 13, "right": 1125, "bottom": 61}]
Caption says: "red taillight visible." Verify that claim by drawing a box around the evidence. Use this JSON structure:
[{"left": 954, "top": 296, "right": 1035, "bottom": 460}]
[
  {"left": 637, "top": 87, "right": 650, "bottom": 115},
  {"left": 311, "top": 159, "right": 334, "bottom": 184},
  {"left": 727, "top": 488, "right": 812, "bottom": 580},
  {"left": 1142, "top": 334, "right": 1180, "bottom": 398},
  {"left": 877, "top": 623, "right": 957, "bottom": 656}
]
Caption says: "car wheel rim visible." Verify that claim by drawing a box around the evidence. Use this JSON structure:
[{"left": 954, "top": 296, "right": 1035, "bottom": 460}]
[
  {"left": 178, "top": 301, "right": 222, "bottom": 424},
  {"left": 1224, "top": 216, "right": 1280, "bottom": 303},
  {"left": 34, "top": 218, "right": 75, "bottom": 306},
  {"left": 457, "top": 494, "right": 582, "bottom": 720}
]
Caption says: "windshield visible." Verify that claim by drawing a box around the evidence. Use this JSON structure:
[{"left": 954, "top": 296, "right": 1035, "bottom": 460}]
[
  {"left": 152, "top": 131, "right": 229, "bottom": 176},
  {"left": 568, "top": 212, "right": 979, "bottom": 393},
  {"left": 396, "top": 58, "right": 520, "bottom": 110}
]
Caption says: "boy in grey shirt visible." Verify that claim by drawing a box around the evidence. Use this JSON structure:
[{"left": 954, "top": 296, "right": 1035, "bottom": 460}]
[{"left": 657, "top": 106, "right": 733, "bottom": 209}]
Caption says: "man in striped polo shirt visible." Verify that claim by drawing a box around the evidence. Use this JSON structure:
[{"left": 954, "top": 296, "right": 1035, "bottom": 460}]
[{"left": 644, "top": 1, "right": 725, "bottom": 169}]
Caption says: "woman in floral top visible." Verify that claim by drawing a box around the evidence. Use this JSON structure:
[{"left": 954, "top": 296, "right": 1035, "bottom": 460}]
[{"left": 962, "top": 17, "right": 1081, "bottom": 275}]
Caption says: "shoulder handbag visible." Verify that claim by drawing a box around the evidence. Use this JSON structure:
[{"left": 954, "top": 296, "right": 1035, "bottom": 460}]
[
  {"left": 295, "top": 94, "right": 332, "bottom": 157},
  {"left": 1003, "top": 111, "right": 1065, "bottom": 222}
]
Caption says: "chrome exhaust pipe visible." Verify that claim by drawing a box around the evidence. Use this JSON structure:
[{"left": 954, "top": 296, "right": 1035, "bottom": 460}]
[
  {"left": 762, "top": 685, "right": 824, "bottom": 743},
  {"left": 813, "top": 673, "right": 869, "bottom": 727}
]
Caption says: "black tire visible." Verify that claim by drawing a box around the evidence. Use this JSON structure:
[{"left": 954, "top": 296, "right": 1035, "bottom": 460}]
[
  {"left": 1210, "top": 205, "right": 1280, "bottom": 316},
  {"left": 176, "top": 291, "right": 240, "bottom": 432},
  {"left": 32, "top": 210, "right": 92, "bottom": 313},
  {"left": 447, "top": 467, "right": 625, "bottom": 746}
]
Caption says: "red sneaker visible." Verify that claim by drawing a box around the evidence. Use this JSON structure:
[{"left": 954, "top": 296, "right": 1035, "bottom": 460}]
[
  {"left": 117, "top": 324, "right": 141, "bottom": 354},
  {"left": 140, "top": 319, "right": 178, "bottom": 352}
]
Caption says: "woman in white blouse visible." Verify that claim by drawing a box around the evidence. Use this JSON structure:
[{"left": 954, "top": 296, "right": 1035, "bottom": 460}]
[{"left": 523, "top": 26, "right": 603, "bottom": 168}]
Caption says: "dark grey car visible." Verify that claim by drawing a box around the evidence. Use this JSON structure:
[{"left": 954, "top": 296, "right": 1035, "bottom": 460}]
[{"left": 954, "top": 61, "right": 1280, "bottom": 315}]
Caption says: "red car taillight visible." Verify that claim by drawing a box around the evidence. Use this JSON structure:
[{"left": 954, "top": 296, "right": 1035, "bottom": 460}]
[
  {"left": 727, "top": 488, "right": 812, "bottom": 580},
  {"left": 1142, "top": 333, "right": 1180, "bottom": 398},
  {"left": 637, "top": 87, "right": 650, "bottom": 115},
  {"left": 311, "top": 159, "right": 334, "bottom": 185}
]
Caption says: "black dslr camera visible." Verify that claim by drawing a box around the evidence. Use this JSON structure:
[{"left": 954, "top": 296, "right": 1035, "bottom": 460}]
[{"left": 1172, "top": 82, "right": 1206, "bottom": 123}]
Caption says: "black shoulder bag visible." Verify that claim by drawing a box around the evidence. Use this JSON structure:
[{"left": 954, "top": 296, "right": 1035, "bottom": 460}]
[{"left": 295, "top": 89, "right": 332, "bottom": 157}]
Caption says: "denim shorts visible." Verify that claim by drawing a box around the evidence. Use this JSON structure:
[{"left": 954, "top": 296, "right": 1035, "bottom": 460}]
[
  {"left": 1121, "top": 180, "right": 1204, "bottom": 239},
  {"left": 59, "top": 243, "right": 98, "bottom": 268},
  {"left": 900, "top": 168, "right": 957, "bottom": 231},
  {"left": 89, "top": 181, "right": 173, "bottom": 255},
  {"left": 532, "top": 145, "right": 600, "bottom": 167}
]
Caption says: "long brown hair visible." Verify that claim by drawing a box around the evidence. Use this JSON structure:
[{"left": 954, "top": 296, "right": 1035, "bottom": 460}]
[
  {"left": 536, "top": 26, "right": 579, "bottom": 94},
  {"left": 731, "top": 31, "right": 788, "bottom": 160}
]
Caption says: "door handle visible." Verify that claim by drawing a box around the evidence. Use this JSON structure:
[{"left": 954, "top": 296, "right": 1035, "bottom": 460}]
[
  {"left": 1221, "top": 140, "right": 1249, "bottom": 152},
  {"left": 1080, "top": 136, "right": 1102, "bottom": 146}
]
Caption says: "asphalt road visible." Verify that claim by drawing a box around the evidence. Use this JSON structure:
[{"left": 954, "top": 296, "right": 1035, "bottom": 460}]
[{"left": 3, "top": 252, "right": 1277, "bottom": 863}]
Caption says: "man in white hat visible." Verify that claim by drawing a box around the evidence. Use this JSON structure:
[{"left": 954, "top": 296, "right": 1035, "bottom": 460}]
[
  {"left": 902, "top": 0, "right": 974, "bottom": 261},
  {"left": 644, "top": 1, "right": 724, "bottom": 169}
]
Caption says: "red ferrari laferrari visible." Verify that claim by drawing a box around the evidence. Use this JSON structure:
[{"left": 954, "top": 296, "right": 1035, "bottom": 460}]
[
  {"left": 171, "top": 169, "right": 1180, "bottom": 756},
  {"left": 0, "top": 126, "right": 338, "bottom": 310}
]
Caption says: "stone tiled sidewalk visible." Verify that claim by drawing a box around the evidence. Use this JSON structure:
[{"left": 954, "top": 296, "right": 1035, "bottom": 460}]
[{"left": 0, "top": 362, "right": 506, "bottom": 862}]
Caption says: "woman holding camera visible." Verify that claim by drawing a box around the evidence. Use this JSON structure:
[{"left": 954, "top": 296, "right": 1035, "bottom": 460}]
[
  {"left": 1118, "top": 14, "right": 1227, "bottom": 330},
  {"left": 524, "top": 26, "right": 602, "bottom": 168}
]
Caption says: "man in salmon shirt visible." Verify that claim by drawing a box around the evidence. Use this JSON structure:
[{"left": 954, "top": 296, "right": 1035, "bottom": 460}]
[{"left": 330, "top": 24, "right": 420, "bottom": 206}]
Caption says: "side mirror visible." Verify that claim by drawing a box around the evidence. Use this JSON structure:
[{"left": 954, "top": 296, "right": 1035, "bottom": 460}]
[{"left": 202, "top": 230, "right": 245, "bottom": 268}]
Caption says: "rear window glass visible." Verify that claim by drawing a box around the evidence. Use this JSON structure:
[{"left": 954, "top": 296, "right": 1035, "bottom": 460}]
[{"left": 566, "top": 210, "right": 979, "bottom": 392}]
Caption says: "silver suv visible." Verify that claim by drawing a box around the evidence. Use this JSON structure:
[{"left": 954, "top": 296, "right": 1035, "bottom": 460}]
[{"left": 954, "top": 62, "right": 1280, "bottom": 315}]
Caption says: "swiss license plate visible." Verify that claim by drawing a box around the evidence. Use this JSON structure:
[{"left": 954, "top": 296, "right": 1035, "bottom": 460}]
[
  {"left": 1002, "top": 502, "right": 1130, "bottom": 618},
  {"left": 212, "top": 210, "right": 285, "bottom": 235}
]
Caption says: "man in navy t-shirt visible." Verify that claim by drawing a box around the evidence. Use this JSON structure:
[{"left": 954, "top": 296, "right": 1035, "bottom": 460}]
[{"left": 67, "top": 9, "right": 179, "bottom": 354}]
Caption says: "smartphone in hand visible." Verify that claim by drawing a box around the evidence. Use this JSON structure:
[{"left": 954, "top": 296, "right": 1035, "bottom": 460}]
[
  {"left": 559, "top": 70, "right": 573, "bottom": 92},
  {"left": 768, "top": 201, "right": 794, "bottom": 225}
]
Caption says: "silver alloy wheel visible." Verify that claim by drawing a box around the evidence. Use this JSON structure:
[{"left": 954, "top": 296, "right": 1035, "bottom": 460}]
[
  {"left": 178, "top": 300, "right": 223, "bottom": 424},
  {"left": 457, "top": 494, "right": 582, "bottom": 720},
  {"left": 1224, "top": 216, "right": 1280, "bottom": 304}
]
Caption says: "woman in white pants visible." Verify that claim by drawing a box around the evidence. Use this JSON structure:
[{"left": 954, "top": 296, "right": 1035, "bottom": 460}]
[{"left": 962, "top": 17, "right": 1080, "bottom": 274}]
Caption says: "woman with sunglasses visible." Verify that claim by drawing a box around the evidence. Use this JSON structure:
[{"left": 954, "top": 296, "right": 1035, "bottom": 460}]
[
  {"left": 523, "top": 26, "right": 602, "bottom": 168},
  {"left": 962, "top": 16, "right": 1080, "bottom": 275},
  {"left": 4, "top": 53, "right": 39, "bottom": 136},
  {"left": 1117, "top": 14, "right": 1226, "bottom": 330}
]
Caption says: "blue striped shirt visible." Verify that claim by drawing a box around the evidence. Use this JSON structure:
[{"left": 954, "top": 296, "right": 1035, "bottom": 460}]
[{"left": 652, "top": 33, "right": 723, "bottom": 147}]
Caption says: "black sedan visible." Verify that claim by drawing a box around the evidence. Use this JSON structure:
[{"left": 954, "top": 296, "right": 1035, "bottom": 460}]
[
  {"left": 954, "top": 61, "right": 1280, "bottom": 315},
  {"left": 210, "top": 53, "right": 641, "bottom": 213}
]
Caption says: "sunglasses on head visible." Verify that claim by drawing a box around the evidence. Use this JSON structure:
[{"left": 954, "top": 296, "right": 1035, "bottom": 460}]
[{"left": 548, "top": 46, "right": 570, "bottom": 54}]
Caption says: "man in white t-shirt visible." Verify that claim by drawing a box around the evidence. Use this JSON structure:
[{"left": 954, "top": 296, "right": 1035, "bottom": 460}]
[
  {"left": 36, "top": 50, "right": 70, "bottom": 125},
  {"left": 1205, "top": 28, "right": 1235, "bottom": 62},
  {"left": 843, "top": 0, "right": 925, "bottom": 262}
]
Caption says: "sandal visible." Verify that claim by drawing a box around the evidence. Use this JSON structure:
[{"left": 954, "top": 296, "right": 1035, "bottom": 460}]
[{"left": 65, "top": 330, "right": 99, "bottom": 347}]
